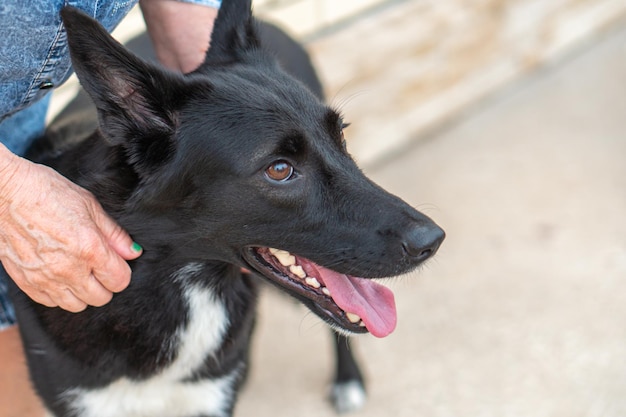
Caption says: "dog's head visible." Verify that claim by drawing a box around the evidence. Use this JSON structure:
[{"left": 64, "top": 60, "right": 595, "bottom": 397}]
[{"left": 61, "top": 1, "right": 444, "bottom": 338}]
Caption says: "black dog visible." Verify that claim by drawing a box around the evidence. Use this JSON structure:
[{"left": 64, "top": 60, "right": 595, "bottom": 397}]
[{"left": 10, "top": 1, "right": 444, "bottom": 416}]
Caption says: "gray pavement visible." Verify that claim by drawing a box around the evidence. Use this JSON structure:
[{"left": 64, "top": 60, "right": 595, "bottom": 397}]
[{"left": 234, "top": 20, "right": 626, "bottom": 417}]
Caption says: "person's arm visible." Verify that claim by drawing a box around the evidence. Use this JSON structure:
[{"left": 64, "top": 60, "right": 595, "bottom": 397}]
[
  {"left": 0, "top": 143, "right": 142, "bottom": 312},
  {"left": 139, "top": 0, "right": 219, "bottom": 73}
]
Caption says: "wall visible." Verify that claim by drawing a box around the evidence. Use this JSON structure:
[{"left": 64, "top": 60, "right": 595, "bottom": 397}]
[{"left": 257, "top": 0, "right": 626, "bottom": 165}]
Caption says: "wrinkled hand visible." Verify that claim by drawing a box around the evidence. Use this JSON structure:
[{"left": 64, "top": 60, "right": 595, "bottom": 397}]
[{"left": 0, "top": 150, "right": 142, "bottom": 312}]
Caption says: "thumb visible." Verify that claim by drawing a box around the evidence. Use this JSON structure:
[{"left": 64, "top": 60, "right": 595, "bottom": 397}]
[{"left": 94, "top": 208, "right": 143, "bottom": 261}]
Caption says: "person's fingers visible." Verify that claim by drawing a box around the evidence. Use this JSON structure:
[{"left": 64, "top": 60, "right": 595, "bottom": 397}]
[
  {"left": 89, "top": 250, "right": 132, "bottom": 294},
  {"left": 10, "top": 260, "right": 113, "bottom": 309},
  {"left": 92, "top": 205, "right": 142, "bottom": 261},
  {"left": 78, "top": 201, "right": 138, "bottom": 294},
  {"left": 11, "top": 271, "right": 85, "bottom": 312},
  {"left": 55, "top": 289, "right": 88, "bottom": 313},
  {"left": 27, "top": 289, "right": 57, "bottom": 309},
  {"left": 2, "top": 264, "right": 56, "bottom": 308},
  {"left": 69, "top": 273, "right": 114, "bottom": 307}
]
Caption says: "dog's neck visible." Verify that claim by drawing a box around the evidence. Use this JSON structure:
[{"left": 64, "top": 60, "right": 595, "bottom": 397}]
[{"left": 34, "top": 129, "right": 245, "bottom": 290}]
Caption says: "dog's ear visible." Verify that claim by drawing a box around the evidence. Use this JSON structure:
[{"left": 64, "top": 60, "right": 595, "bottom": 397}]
[
  {"left": 197, "top": 0, "right": 259, "bottom": 68},
  {"left": 61, "top": 7, "right": 189, "bottom": 173}
]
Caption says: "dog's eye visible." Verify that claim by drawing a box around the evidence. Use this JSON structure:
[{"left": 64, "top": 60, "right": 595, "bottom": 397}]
[{"left": 266, "top": 160, "right": 294, "bottom": 182}]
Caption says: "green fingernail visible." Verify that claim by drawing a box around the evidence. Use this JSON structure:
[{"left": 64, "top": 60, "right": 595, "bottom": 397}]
[{"left": 131, "top": 242, "right": 143, "bottom": 252}]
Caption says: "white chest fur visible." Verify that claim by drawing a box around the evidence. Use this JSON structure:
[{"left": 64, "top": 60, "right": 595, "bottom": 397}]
[{"left": 63, "top": 263, "right": 237, "bottom": 417}]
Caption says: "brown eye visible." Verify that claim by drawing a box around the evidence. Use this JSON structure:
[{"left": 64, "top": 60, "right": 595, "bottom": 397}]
[{"left": 266, "top": 160, "right": 294, "bottom": 182}]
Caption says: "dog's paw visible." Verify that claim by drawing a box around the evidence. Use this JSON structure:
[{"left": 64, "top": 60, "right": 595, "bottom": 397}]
[{"left": 329, "top": 380, "right": 367, "bottom": 414}]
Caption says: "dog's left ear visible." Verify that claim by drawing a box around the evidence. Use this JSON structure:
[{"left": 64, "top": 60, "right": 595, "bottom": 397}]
[
  {"left": 61, "top": 7, "right": 189, "bottom": 172},
  {"left": 196, "top": 0, "right": 259, "bottom": 69}
]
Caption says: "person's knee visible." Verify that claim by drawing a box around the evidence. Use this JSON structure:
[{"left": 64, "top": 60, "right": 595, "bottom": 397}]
[{"left": 0, "top": 326, "right": 47, "bottom": 417}]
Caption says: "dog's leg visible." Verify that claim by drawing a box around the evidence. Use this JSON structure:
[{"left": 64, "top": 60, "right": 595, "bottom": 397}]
[{"left": 329, "top": 332, "right": 367, "bottom": 413}]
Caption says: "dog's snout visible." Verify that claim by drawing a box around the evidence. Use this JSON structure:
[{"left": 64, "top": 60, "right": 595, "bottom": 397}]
[{"left": 402, "top": 222, "right": 445, "bottom": 262}]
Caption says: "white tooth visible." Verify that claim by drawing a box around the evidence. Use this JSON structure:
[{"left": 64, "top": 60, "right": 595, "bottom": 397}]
[
  {"left": 359, "top": 321, "right": 366, "bottom": 327},
  {"left": 274, "top": 251, "right": 296, "bottom": 266},
  {"left": 346, "top": 312, "right": 361, "bottom": 323},
  {"left": 322, "top": 287, "right": 331, "bottom": 296},
  {"left": 270, "top": 248, "right": 289, "bottom": 257},
  {"left": 305, "top": 277, "right": 321, "bottom": 288},
  {"left": 271, "top": 248, "right": 288, "bottom": 257},
  {"left": 289, "top": 265, "right": 306, "bottom": 278}
]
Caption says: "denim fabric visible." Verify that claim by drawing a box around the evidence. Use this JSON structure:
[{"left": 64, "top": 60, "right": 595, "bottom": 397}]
[
  {"left": 0, "top": 270, "right": 15, "bottom": 331},
  {"left": 0, "top": 0, "right": 138, "bottom": 124},
  {"left": 0, "top": 0, "right": 221, "bottom": 329},
  {"left": 0, "top": 0, "right": 222, "bottom": 126},
  {"left": 183, "top": 0, "right": 222, "bottom": 7},
  {"left": 0, "top": 94, "right": 51, "bottom": 155}
]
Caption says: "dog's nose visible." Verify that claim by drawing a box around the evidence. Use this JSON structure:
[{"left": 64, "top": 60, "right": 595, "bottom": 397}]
[{"left": 402, "top": 222, "right": 445, "bottom": 262}]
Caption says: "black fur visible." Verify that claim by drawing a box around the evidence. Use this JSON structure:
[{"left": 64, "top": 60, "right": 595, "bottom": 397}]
[{"left": 10, "top": 1, "right": 444, "bottom": 416}]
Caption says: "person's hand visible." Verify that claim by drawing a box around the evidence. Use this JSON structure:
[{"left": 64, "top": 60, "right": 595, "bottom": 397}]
[
  {"left": 140, "top": 0, "right": 218, "bottom": 73},
  {"left": 0, "top": 146, "right": 142, "bottom": 312}
]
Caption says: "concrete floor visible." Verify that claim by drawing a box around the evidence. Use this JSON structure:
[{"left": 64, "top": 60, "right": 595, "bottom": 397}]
[{"left": 234, "top": 21, "right": 626, "bottom": 417}]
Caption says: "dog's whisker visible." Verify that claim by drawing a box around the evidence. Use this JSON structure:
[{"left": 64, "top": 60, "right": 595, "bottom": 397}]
[
  {"left": 298, "top": 310, "right": 328, "bottom": 337},
  {"left": 328, "top": 83, "right": 371, "bottom": 114},
  {"left": 414, "top": 202, "right": 443, "bottom": 214}
]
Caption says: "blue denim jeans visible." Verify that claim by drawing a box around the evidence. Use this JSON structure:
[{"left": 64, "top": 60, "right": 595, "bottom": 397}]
[{"left": 0, "top": 0, "right": 221, "bottom": 330}]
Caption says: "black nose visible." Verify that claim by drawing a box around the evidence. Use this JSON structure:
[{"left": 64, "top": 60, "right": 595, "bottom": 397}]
[{"left": 402, "top": 222, "right": 445, "bottom": 262}]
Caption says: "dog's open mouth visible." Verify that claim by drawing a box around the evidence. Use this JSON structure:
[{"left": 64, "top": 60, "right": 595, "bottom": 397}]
[{"left": 243, "top": 247, "right": 397, "bottom": 337}]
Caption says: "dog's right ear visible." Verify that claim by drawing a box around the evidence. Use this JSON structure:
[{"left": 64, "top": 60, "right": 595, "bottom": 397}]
[
  {"left": 61, "top": 7, "right": 191, "bottom": 173},
  {"left": 196, "top": 0, "right": 259, "bottom": 69}
]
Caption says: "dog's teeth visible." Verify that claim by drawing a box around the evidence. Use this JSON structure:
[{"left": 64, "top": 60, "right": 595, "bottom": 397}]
[
  {"left": 359, "top": 321, "right": 366, "bottom": 327},
  {"left": 289, "top": 265, "right": 306, "bottom": 278},
  {"left": 346, "top": 312, "right": 361, "bottom": 324},
  {"left": 273, "top": 250, "right": 296, "bottom": 267},
  {"left": 305, "top": 277, "right": 321, "bottom": 288},
  {"left": 270, "top": 248, "right": 289, "bottom": 257},
  {"left": 322, "top": 287, "right": 331, "bottom": 296}
]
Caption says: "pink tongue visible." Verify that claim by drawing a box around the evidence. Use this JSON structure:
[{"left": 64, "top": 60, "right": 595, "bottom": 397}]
[{"left": 303, "top": 263, "right": 397, "bottom": 338}]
